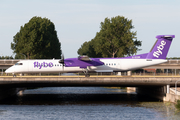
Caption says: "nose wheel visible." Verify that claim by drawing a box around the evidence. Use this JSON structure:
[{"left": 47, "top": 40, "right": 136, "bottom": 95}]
[{"left": 83, "top": 69, "right": 90, "bottom": 77}]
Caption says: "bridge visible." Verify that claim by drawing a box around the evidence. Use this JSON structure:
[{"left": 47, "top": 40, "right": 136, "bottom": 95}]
[
  {"left": 0, "top": 59, "right": 19, "bottom": 69},
  {"left": 0, "top": 76, "right": 180, "bottom": 101},
  {"left": 0, "top": 59, "right": 180, "bottom": 102},
  {"left": 144, "top": 59, "right": 180, "bottom": 69},
  {"left": 0, "top": 76, "right": 180, "bottom": 87}
]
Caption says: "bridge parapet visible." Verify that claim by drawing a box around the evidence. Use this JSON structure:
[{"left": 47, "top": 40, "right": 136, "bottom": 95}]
[
  {"left": 0, "top": 60, "right": 19, "bottom": 65},
  {"left": 167, "top": 59, "right": 180, "bottom": 64},
  {"left": 0, "top": 76, "right": 180, "bottom": 87}
]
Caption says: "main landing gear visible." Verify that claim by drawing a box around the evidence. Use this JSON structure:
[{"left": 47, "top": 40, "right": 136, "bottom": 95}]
[
  {"left": 85, "top": 74, "right": 90, "bottom": 77},
  {"left": 83, "top": 69, "right": 90, "bottom": 77}
]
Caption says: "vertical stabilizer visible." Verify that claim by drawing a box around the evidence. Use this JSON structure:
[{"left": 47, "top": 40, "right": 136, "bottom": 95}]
[{"left": 146, "top": 35, "right": 175, "bottom": 59}]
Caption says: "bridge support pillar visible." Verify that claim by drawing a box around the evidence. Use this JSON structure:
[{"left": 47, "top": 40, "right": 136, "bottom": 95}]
[
  {"left": 19, "top": 73, "right": 24, "bottom": 76},
  {"left": 136, "top": 86, "right": 167, "bottom": 100},
  {"left": 0, "top": 87, "right": 20, "bottom": 100},
  {"left": 117, "top": 72, "right": 121, "bottom": 76},
  {"left": 167, "top": 85, "right": 170, "bottom": 94},
  {"left": 127, "top": 71, "right": 131, "bottom": 76}
]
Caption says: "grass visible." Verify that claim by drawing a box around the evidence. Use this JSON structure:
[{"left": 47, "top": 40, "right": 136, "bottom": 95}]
[
  {"left": 175, "top": 100, "right": 180, "bottom": 111},
  {"left": 165, "top": 101, "right": 171, "bottom": 106},
  {"left": 104, "top": 87, "right": 127, "bottom": 89}
]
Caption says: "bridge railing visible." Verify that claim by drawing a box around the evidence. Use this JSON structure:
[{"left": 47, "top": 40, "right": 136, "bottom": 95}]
[
  {"left": 2, "top": 72, "right": 180, "bottom": 77},
  {"left": 131, "top": 72, "right": 180, "bottom": 76},
  {"left": 167, "top": 59, "right": 180, "bottom": 64},
  {"left": 0, "top": 60, "right": 19, "bottom": 65}
]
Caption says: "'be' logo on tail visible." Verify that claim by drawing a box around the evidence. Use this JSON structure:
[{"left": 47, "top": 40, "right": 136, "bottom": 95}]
[{"left": 153, "top": 40, "right": 166, "bottom": 58}]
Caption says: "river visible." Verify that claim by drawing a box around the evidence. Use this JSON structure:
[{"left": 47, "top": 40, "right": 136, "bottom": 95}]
[{"left": 0, "top": 87, "right": 179, "bottom": 120}]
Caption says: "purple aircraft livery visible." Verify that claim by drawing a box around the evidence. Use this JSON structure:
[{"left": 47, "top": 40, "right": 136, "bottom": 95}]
[{"left": 5, "top": 35, "right": 175, "bottom": 77}]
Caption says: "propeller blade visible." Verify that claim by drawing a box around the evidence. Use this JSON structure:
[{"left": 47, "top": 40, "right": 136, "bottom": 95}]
[{"left": 59, "top": 54, "right": 65, "bottom": 70}]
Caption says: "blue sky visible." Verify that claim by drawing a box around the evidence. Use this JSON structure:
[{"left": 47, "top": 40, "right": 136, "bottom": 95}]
[{"left": 0, "top": 0, "right": 180, "bottom": 58}]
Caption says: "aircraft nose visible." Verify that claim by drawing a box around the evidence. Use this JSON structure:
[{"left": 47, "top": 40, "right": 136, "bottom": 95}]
[{"left": 5, "top": 67, "right": 14, "bottom": 73}]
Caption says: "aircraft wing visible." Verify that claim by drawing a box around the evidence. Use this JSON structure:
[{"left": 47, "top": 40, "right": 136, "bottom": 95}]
[{"left": 65, "top": 56, "right": 104, "bottom": 68}]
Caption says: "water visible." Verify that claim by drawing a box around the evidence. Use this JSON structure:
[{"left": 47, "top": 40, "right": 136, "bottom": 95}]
[{"left": 0, "top": 87, "right": 180, "bottom": 120}]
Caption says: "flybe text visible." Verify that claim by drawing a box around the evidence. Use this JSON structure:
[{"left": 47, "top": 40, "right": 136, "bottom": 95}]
[
  {"left": 34, "top": 62, "right": 53, "bottom": 69},
  {"left": 153, "top": 40, "right": 166, "bottom": 58}
]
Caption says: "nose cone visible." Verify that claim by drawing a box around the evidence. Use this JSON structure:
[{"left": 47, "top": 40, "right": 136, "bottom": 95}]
[{"left": 5, "top": 67, "right": 14, "bottom": 73}]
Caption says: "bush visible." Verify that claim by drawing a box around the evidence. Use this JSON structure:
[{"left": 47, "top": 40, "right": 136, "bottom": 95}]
[{"left": 175, "top": 100, "right": 180, "bottom": 111}]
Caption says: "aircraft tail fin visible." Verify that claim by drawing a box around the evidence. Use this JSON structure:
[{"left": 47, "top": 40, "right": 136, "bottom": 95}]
[{"left": 146, "top": 35, "right": 175, "bottom": 59}]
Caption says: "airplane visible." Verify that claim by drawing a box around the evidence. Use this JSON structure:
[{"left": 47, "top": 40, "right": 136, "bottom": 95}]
[{"left": 5, "top": 35, "right": 175, "bottom": 77}]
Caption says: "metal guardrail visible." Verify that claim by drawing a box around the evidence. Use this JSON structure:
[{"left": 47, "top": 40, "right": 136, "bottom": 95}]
[
  {"left": 2, "top": 72, "right": 180, "bottom": 76},
  {"left": 167, "top": 59, "right": 180, "bottom": 64},
  {"left": 0, "top": 60, "right": 19, "bottom": 65}
]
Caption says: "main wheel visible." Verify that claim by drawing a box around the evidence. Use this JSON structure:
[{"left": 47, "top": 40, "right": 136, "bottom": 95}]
[{"left": 85, "top": 74, "right": 90, "bottom": 77}]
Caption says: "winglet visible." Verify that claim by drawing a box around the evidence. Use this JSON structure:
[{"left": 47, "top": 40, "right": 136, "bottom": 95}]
[{"left": 146, "top": 35, "right": 175, "bottom": 59}]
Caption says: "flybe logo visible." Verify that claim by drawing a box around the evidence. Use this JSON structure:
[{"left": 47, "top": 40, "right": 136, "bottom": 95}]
[
  {"left": 153, "top": 40, "right": 166, "bottom": 58},
  {"left": 34, "top": 62, "right": 53, "bottom": 69}
]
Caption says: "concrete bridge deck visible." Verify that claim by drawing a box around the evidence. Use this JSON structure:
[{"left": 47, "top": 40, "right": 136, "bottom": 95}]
[{"left": 1, "top": 76, "right": 180, "bottom": 87}]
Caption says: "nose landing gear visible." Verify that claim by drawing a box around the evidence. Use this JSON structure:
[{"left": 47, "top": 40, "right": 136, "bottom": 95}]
[{"left": 83, "top": 69, "right": 90, "bottom": 77}]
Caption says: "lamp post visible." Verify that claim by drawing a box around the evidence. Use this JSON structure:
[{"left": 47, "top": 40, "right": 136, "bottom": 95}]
[
  {"left": 10, "top": 53, "right": 15, "bottom": 59},
  {"left": 175, "top": 80, "right": 180, "bottom": 95},
  {"left": 20, "top": 53, "right": 26, "bottom": 59}
]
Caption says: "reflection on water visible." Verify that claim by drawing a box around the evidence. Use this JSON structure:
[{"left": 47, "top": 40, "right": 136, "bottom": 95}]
[{"left": 0, "top": 87, "right": 179, "bottom": 120}]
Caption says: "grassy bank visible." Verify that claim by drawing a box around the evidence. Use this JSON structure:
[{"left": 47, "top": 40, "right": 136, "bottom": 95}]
[{"left": 175, "top": 100, "right": 180, "bottom": 111}]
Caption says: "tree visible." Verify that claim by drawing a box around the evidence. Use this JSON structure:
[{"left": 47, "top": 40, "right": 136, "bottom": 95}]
[
  {"left": 14, "top": 53, "right": 26, "bottom": 59},
  {"left": 78, "top": 16, "right": 141, "bottom": 58},
  {"left": 11, "top": 16, "right": 61, "bottom": 59},
  {"left": 77, "top": 39, "right": 102, "bottom": 58},
  {"left": 167, "top": 57, "right": 180, "bottom": 59},
  {"left": 0, "top": 56, "right": 13, "bottom": 59}
]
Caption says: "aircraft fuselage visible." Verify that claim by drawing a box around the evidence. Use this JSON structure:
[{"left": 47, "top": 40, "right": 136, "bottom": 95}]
[{"left": 5, "top": 58, "right": 167, "bottom": 74}]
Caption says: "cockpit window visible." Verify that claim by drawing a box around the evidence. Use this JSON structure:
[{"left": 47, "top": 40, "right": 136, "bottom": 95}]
[{"left": 15, "top": 63, "right": 23, "bottom": 65}]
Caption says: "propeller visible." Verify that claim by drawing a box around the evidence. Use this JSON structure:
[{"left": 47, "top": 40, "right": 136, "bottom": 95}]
[{"left": 59, "top": 54, "right": 65, "bottom": 70}]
